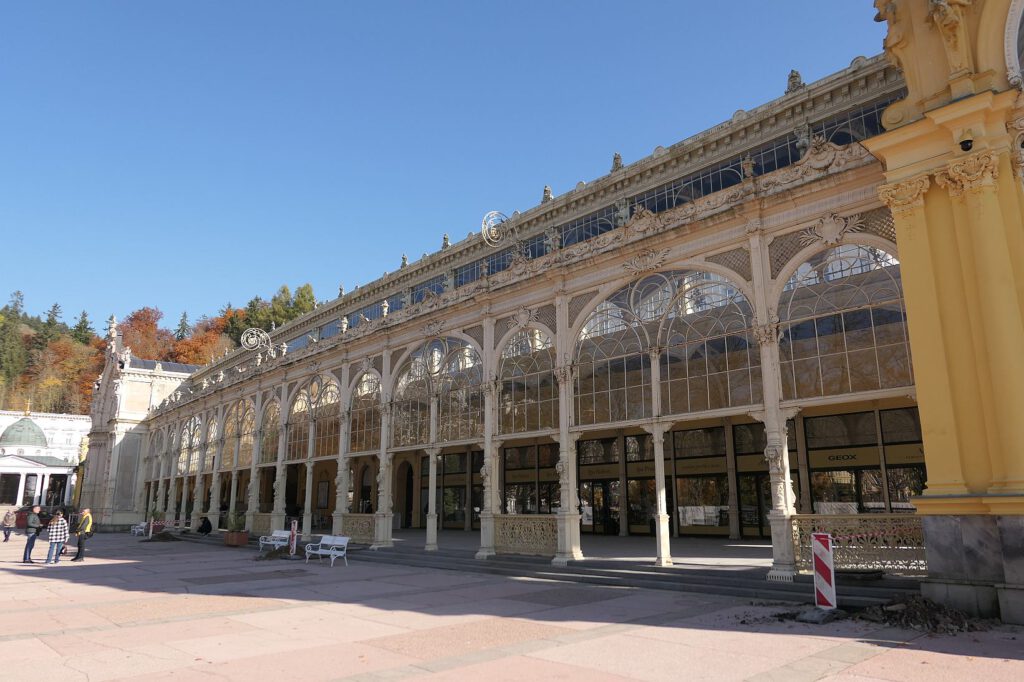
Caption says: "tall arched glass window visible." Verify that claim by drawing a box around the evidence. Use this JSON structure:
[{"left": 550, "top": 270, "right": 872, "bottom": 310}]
[
  {"left": 260, "top": 402, "right": 280, "bottom": 464},
  {"left": 778, "top": 244, "right": 909, "bottom": 399},
  {"left": 392, "top": 337, "right": 484, "bottom": 446},
  {"left": 287, "top": 391, "right": 311, "bottom": 460},
  {"left": 151, "top": 432, "right": 164, "bottom": 480},
  {"left": 575, "top": 281, "right": 657, "bottom": 425},
  {"left": 659, "top": 271, "right": 760, "bottom": 413},
  {"left": 499, "top": 328, "right": 558, "bottom": 433},
  {"left": 203, "top": 416, "right": 219, "bottom": 472},
  {"left": 223, "top": 400, "right": 255, "bottom": 470},
  {"left": 392, "top": 351, "right": 433, "bottom": 447},
  {"left": 180, "top": 416, "right": 201, "bottom": 475},
  {"left": 349, "top": 373, "right": 381, "bottom": 453},
  {"left": 311, "top": 377, "right": 340, "bottom": 458},
  {"left": 287, "top": 375, "right": 340, "bottom": 461},
  {"left": 438, "top": 340, "right": 484, "bottom": 442}
]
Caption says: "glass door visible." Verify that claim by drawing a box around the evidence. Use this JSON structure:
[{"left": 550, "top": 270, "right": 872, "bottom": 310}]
[
  {"left": 739, "top": 474, "right": 772, "bottom": 538},
  {"left": 579, "top": 480, "right": 620, "bottom": 535}
]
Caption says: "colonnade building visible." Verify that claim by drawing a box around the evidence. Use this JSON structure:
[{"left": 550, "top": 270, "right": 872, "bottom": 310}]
[{"left": 85, "top": 50, "right": 921, "bottom": 579}]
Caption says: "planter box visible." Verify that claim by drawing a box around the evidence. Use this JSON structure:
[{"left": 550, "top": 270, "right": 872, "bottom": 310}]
[{"left": 223, "top": 530, "right": 249, "bottom": 547}]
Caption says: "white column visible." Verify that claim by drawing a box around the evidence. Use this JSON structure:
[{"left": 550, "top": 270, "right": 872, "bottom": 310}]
[
  {"left": 475, "top": 437, "right": 502, "bottom": 560},
  {"left": 332, "top": 410, "right": 351, "bottom": 535},
  {"left": 15, "top": 473, "right": 26, "bottom": 507},
  {"left": 302, "top": 461, "right": 314, "bottom": 539},
  {"left": 643, "top": 423, "right": 673, "bottom": 566},
  {"left": 552, "top": 288, "right": 583, "bottom": 566},
  {"left": 425, "top": 446, "right": 440, "bottom": 551},
  {"left": 207, "top": 427, "right": 225, "bottom": 523},
  {"left": 271, "top": 388, "right": 288, "bottom": 531},
  {"left": 372, "top": 399, "right": 394, "bottom": 549}
]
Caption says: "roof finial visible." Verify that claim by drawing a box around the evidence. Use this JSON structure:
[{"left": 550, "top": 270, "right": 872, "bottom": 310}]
[{"left": 24, "top": 399, "right": 31, "bottom": 416}]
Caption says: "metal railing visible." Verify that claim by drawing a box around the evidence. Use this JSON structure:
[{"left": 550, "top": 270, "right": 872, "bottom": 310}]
[{"left": 792, "top": 513, "right": 927, "bottom": 576}]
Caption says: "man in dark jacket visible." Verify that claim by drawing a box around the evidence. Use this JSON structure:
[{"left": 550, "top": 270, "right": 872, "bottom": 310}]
[
  {"left": 23, "top": 505, "right": 42, "bottom": 563},
  {"left": 71, "top": 508, "right": 92, "bottom": 562}
]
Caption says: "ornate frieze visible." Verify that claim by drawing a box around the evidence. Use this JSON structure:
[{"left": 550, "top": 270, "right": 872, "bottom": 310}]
[
  {"left": 878, "top": 175, "right": 931, "bottom": 214},
  {"left": 507, "top": 306, "right": 539, "bottom": 332}
]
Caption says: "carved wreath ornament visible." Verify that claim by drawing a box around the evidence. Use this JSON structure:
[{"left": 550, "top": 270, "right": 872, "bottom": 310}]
[
  {"left": 799, "top": 213, "right": 864, "bottom": 247},
  {"left": 622, "top": 248, "right": 670, "bottom": 274}
]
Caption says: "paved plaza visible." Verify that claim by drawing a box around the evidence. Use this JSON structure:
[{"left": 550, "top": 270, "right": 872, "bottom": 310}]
[{"left": 0, "top": 533, "right": 1021, "bottom": 681}]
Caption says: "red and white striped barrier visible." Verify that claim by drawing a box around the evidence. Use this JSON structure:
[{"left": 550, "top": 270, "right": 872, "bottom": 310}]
[{"left": 812, "top": 532, "right": 836, "bottom": 610}]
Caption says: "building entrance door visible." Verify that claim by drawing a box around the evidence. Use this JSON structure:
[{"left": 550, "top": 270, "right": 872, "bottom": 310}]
[
  {"left": 579, "top": 480, "right": 620, "bottom": 535},
  {"left": 739, "top": 474, "right": 772, "bottom": 538}
]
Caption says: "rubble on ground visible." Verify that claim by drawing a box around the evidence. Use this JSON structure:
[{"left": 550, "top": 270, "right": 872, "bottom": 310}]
[
  {"left": 856, "top": 595, "right": 992, "bottom": 634},
  {"left": 139, "top": 531, "right": 181, "bottom": 542}
]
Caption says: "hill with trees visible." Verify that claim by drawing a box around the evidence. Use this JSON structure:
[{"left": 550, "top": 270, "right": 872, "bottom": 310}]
[{"left": 0, "top": 283, "right": 317, "bottom": 415}]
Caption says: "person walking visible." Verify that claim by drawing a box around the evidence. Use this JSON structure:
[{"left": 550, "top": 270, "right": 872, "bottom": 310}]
[
  {"left": 44, "top": 510, "right": 69, "bottom": 565},
  {"left": 2, "top": 508, "right": 15, "bottom": 542},
  {"left": 23, "top": 505, "right": 42, "bottom": 563},
  {"left": 71, "top": 508, "right": 92, "bottom": 562}
]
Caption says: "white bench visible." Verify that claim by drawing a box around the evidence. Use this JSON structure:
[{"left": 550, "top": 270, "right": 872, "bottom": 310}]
[
  {"left": 259, "top": 529, "right": 292, "bottom": 552},
  {"left": 304, "top": 535, "right": 349, "bottom": 567},
  {"left": 130, "top": 522, "right": 147, "bottom": 536}
]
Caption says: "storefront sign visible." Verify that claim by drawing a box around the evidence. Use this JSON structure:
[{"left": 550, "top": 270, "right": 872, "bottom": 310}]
[
  {"left": 444, "top": 474, "right": 467, "bottom": 486},
  {"left": 504, "top": 469, "right": 536, "bottom": 484},
  {"left": 809, "top": 446, "right": 880, "bottom": 469},
  {"left": 538, "top": 467, "right": 558, "bottom": 483},
  {"left": 736, "top": 453, "right": 800, "bottom": 473},
  {"left": 626, "top": 461, "right": 656, "bottom": 477},
  {"left": 884, "top": 443, "right": 925, "bottom": 465},
  {"left": 675, "top": 457, "right": 726, "bottom": 475},
  {"left": 579, "top": 464, "right": 619, "bottom": 479}
]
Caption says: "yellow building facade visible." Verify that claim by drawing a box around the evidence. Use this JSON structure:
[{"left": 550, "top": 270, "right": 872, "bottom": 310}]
[{"left": 866, "top": 0, "right": 1024, "bottom": 622}]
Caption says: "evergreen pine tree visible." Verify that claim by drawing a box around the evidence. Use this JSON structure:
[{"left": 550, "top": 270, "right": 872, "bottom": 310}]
[
  {"left": 175, "top": 311, "right": 190, "bottom": 341},
  {"left": 71, "top": 310, "right": 94, "bottom": 344}
]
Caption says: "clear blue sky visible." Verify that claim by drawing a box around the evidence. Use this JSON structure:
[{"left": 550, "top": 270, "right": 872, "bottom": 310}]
[{"left": 1, "top": 2, "right": 887, "bottom": 330}]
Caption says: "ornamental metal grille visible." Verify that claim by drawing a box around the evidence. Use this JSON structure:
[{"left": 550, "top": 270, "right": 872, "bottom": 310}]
[
  {"left": 259, "top": 402, "right": 280, "bottom": 465},
  {"left": 536, "top": 304, "right": 557, "bottom": 333},
  {"left": 792, "top": 514, "right": 927, "bottom": 576},
  {"left": 349, "top": 372, "right": 381, "bottom": 454},
  {"left": 706, "top": 247, "right": 753, "bottom": 282},
  {"left": 769, "top": 231, "right": 807, "bottom": 279},
  {"left": 861, "top": 207, "right": 897, "bottom": 243},
  {"left": 568, "top": 291, "right": 599, "bottom": 328}
]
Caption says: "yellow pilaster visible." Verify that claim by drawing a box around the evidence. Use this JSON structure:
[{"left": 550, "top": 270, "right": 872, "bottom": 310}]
[{"left": 865, "top": 0, "right": 1024, "bottom": 516}]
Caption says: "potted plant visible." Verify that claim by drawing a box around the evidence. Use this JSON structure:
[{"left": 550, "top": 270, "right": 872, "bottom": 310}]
[{"left": 223, "top": 513, "right": 249, "bottom": 547}]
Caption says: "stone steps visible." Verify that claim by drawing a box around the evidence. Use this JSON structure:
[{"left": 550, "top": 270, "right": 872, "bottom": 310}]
[{"left": 174, "top": 532, "right": 917, "bottom": 608}]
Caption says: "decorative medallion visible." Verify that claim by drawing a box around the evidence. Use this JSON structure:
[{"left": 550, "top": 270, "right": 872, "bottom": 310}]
[{"left": 622, "top": 248, "right": 670, "bottom": 274}]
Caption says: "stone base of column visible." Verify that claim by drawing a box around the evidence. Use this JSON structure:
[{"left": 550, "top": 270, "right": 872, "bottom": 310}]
[
  {"left": 371, "top": 512, "right": 394, "bottom": 550},
  {"left": 270, "top": 510, "right": 286, "bottom": 533},
  {"left": 301, "top": 511, "right": 313, "bottom": 540},
  {"left": 654, "top": 513, "right": 673, "bottom": 567},
  {"left": 331, "top": 511, "right": 344, "bottom": 535},
  {"left": 425, "top": 512, "right": 438, "bottom": 551},
  {"left": 552, "top": 510, "right": 583, "bottom": 566},
  {"left": 475, "top": 511, "right": 495, "bottom": 560},
  {"left": 919, "top": 513, "right": 1024, "bottom": 623},
  {"left": 766, "top": 512, "right": 796, "bottom": 582}
]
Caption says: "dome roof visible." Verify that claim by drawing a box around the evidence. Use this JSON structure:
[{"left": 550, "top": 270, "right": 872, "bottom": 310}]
[{"left": 0, "top": 417, "right": 48, "bottom": 449}]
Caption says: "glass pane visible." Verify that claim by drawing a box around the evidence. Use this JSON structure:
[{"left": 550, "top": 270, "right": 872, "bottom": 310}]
[{"left": 887, "top": 466, "right": 925, "bottom": 512}]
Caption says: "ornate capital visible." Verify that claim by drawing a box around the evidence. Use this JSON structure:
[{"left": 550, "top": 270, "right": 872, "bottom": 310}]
[
  {"left": 554, "top": 364, "right": 573, "bottom": 386},
  {"left": 878, "top": 175, "right": 931, "bottom": 214},
  {"left": 934, "top": 150, "right": 999, "bottom": 197},
  {"left": 752, "top": 320, "right": 781, "bottom": 346}
]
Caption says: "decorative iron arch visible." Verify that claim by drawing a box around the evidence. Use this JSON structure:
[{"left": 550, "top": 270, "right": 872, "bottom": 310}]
[{"left": 498, "top": 327, "right": 558, "bottom": 434}]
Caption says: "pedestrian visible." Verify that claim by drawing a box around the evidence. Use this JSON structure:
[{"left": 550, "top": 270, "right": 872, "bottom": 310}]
[
  {"left": 2, "top": 508, "right": 15, "bottom": 542},
  {"left": 71, "top": 507, "right": 93, "bottom": 562},
  {"left": 23, "top": 505, "right": 42, "bottom": 563},
  {"left": 197, "top": 516, "right": 212, "bottom": 536},
  {"left": 44, "top": 510, "right": 69, "bottom": 565}
]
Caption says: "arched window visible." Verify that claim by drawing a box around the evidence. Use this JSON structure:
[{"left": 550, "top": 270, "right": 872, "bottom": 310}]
[
  {"left": 287, "top": 391, "right": 311, "bottom": 461},
  {"left": 180, "top": 416, "right": 201, "bottom": 475},
  {"left": 349, "top": 373, "right": 381, "bottom": 453},
  {"left": 778, "top": 244, "right": 909, "bottom": 399},
  {"left": 222, "top": 400, "right": 256, "bottom": 470},
  {"left": 203, "top": 416, "right": 219, "bottom": 472},
  {"left": 659, "top": 271, "right": 760, "bottom": 413},
  {"left": 575, "top": 279, "right": 658, "bottom": 425},
  {"left": 499, "top": 328, "right": 557, "bottom": 433},
  {"left": 287, "top": 375, "right": 340, "bottom": 461},
  {"left": 392, "top": 337, "right": 484, "bottom": 446},
  {"left": 311, "top": 377, "right": 340, "bottom": 458},
  {"left": 150, "top": 432, "right": 164, "bottom": 480},
  {"left": 438, "top": 340, "right": 484, "bottom": 442},
  {"left": 260, "top": 402, "right": 280, "bottom": 464}
]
